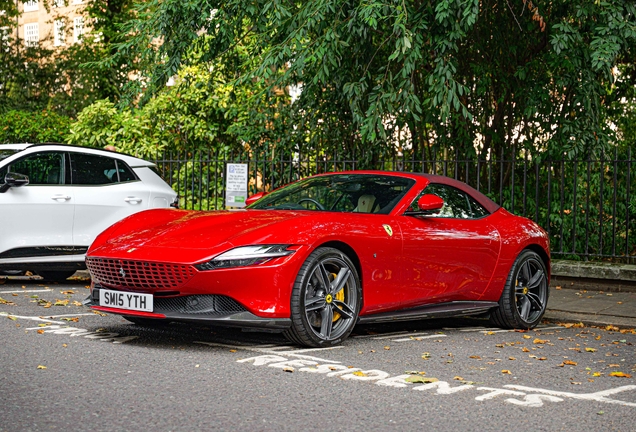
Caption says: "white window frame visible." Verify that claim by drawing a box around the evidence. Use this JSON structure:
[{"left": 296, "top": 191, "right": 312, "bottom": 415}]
[
  {"left": 73, "top": 17, "right": 84, "bottom": 43},
  {"left": 72, "top": 0, "right": 83, "bottom": 4},
  {"left": 23, "top": 1, "right": 39, "bottom": 12},
  {"left": 54, "top": 19, "right": 65, "bottom": 46},
  {"left": 24, "top": 22, "right": 39, "bottom": 46}
]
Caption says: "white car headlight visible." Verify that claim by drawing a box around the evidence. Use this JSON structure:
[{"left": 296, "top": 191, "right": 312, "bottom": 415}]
[{"left": 194, "top": 245, "right": 295, "bottom": 270}]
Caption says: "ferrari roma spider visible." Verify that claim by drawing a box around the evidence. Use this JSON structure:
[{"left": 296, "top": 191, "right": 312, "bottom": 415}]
[{"left": 84, "top": 171, "right": 550, "bottom": 347}]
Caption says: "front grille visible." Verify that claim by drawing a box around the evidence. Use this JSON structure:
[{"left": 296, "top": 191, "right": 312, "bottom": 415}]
[{"left": 87, "top": 257, "right": 195, "bottom": 289}]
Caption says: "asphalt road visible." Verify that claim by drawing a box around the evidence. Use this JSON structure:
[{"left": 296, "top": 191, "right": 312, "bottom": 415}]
[{"left": 1, "top": 278, "right": 635, "bottom": 432}]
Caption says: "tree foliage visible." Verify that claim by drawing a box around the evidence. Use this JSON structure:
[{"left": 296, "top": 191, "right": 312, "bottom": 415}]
[{"left": 114, "top": 0, "right": 635, "bottom": 159}]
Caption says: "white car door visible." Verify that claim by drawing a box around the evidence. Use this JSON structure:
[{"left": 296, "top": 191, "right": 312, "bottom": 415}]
[
  {"left": 69, "top": 152, "right": 151, "bottom": 246},
  {"left": 0, "top": 151, "right": 75, "bottom": 260}
]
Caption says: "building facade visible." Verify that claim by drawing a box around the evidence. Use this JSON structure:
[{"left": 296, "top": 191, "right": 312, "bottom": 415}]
[{"left": 17, "top": 0, "right": 87, "bottom": 48}]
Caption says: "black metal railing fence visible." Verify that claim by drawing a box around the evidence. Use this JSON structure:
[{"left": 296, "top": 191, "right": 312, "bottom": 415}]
[{"left": 149, "top": 147, "right": 634, "bottom": 263}]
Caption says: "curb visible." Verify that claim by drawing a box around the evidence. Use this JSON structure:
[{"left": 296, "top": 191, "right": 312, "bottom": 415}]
[{"left": 544, "top": 310, "right": 636, "bottom": 329}]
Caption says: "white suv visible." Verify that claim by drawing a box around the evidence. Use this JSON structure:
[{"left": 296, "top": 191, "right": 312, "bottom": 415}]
[{"left": 0, "top": 143, "right": 177, "bottom": 281}]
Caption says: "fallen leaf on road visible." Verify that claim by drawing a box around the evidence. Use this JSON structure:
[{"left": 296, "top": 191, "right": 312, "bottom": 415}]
[
  {"left": 585, "top": 348, "right": 597, "bottom": 352},
  {"left": 593, "top": 372, "right": 602, "bottom": 377},
  {"left": 421, "top": 352, "right": 431, "bottom": 360},
  {"left": 61, "top": 317, "right": 79, "bottom": 322},
  {"left": 406, "top": 376, "right": 438, "bottom": 384},
  {"left": 7, "top": 315, "right": 17, "bottom": 321},
  {"left": 453, "top": 376, "right": 464, "bottom": 381},
  {"left": 533, "top": 338, "right": 547, "bottom": 344},
  {"left": 561, "top": 360, "right": 577, "bottom": 366},
  {"left": 501, "top": 370, "right": 512, "bottom": 374},
  {"left": 0, "top": 297, "right": 16, "bottom": 305},
  {"left": 54, "top": 299, "right": 69, "bottom": 306},
  {"left": 537, "top": 357, "right": 547, "bottom": 361},
  {"left": 72, "top": 301, "right": 83, "bottom": 307},
  {"left": 384, "top": 346, "right": 390, "bottom": 350},
  {"left": 605, "top": 325, "right": 619, "bottom": 331},
  {"left": 523, "top": 335, "right": 532, "bottom": 339},
  {"left": 522, "top": 347, "right": 530, "bottom": 352},
  {"left": 37, "top": 329, "right": 45, "bottom": 334},
  {"left": 37, "top": 365, "right": 46, "bottom": 369},
  {"left": 283, "top": 367, "right": 294, "bottom": 373},
  {"left": 609, "top": 372, "right": 632, "bottom": 378},
  {"left": 61, "top": 290, "right": 75, "bottom": 295},
  {"left": 469, "top": 355, "right": 481, "bottom": 360}
]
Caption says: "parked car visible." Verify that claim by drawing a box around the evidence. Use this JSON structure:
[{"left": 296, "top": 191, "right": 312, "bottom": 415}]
[
  {"left": 0, "top": 143, "right": 177, "bottom": 281},
  {"left": 84, "top": 171, "right": 550, "bottom": 347}
]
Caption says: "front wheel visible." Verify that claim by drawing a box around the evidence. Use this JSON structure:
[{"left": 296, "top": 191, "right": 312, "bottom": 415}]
[
  {"left": 284, "top": 247, "right": 361, "bottom": 347},
  {"left": 490, "top": 250, "right": 549, "bottom": 329}
]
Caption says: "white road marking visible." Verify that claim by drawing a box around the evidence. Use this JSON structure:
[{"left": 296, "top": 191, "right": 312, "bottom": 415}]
[
  {"left": 392, "top": 334, "right": 448, "bottom": 342},
  {"left": 24, "top": 324, "right": 137, "bottom": 344},
  {"left": 369, "top": 332, "right": 435, "bottom": 341},
  {"left": 39, "top": 313, "right": 95, "bottom": 318},
  {"left": 1, "top": 314, "right": 66, "bottom": 324},
  {"left": 194, "top": 341, "right": 342, "bottom": 363},
  {"left": 505, "top": 385, "right": 636, "bottom": 407},
  {"left": 236, "top": 353, "right": 636, "bottom": 408},
  {"left": 0, "top": 289, "right": 53, "bottom": 294},
  {"left": 353, "top": 330, "right": 418, "bottom": 339}
]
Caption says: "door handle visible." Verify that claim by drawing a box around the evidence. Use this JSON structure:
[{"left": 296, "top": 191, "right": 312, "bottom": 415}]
[
  {"left": 124, "top": 196, "right": 142, "bottom": 204},
  {"left": 51, "top": 194, "right": 71, "bottom": 201}
]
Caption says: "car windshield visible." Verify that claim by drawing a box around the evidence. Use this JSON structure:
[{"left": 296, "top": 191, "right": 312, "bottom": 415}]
[
  {"left": 249, "top": 174, "right": 415, "bottom": 214},
  {"left": 0, "top": 149, "right": 20, "bottom": 162}
]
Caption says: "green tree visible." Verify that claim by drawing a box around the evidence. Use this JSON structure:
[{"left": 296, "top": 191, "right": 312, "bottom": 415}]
[{"left": 116, "top": 0, "right": 636, "bottom": 160}]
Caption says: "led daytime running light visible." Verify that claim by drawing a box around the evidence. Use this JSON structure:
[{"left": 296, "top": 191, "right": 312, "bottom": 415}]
[{"left": 195, "top": 245, "right": 295, "bottom": 271}]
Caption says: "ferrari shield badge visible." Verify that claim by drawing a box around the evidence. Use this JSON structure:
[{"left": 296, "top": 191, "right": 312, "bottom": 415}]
[{"left": 382, "top": 224, "right": 393, "bottom": 237}]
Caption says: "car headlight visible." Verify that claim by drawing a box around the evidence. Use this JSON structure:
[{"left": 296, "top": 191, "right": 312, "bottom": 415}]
[{"left": 194, "top": 244, "right": 296, "bottom": 270}]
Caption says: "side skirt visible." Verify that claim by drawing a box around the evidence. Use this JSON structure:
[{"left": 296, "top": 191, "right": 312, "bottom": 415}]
[{"left": 357, "top": 301, "right": 499, "bottom": 324}]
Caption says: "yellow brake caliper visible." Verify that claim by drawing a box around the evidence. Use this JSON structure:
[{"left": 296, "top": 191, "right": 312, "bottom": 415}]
[{"left": 330, "top": 272, "right": 345, "bottom": 322}]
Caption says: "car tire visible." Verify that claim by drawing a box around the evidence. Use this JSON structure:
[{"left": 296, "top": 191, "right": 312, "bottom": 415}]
[
  {"left": 490, "top": 249, "right": 549, "bottom": 329},
  {"left": 38, "top": 270, "right": 76, "bottom": 282},
  {"left": 123, "top": 316, "right": 170, "bottom": 327},
  {"left": 284, "top": 247, "right": 361, "bottom": 347}
]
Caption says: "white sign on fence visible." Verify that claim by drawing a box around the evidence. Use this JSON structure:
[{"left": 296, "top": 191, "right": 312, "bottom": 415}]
[{"left": 225, "top": 163, "right": 248, "bottom": 207}]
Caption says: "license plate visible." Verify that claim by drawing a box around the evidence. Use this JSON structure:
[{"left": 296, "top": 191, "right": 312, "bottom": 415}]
[{"left": 99, "top": 288, "right": 153, "bottom": 312}]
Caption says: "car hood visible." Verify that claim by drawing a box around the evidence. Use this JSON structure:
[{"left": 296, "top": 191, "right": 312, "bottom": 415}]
[{"left": 90, "top": 209, "right": 313, "bottom": 263}]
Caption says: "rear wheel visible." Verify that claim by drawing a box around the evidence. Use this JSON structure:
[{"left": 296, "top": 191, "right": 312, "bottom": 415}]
[
  {"left": 490, "top": 250, "right": 549, "bottom": 329},
  {"left": 284, "top": 247, "right": 361, "bottom": 347},
  {"left": 38, "top": 270, "right": 76, "bottom": 282}
]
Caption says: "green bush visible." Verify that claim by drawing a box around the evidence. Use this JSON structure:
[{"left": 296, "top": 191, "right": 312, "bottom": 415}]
[{"left": 0, "top": 110, "right": 72, "bottom": 144}]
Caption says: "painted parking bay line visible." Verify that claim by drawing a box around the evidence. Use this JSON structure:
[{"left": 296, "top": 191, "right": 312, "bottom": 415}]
[{"left": 0, "top": 289, "right": 53, "bottom": 294}]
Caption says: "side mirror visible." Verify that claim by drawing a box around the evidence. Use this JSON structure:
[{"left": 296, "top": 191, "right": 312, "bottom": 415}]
[
  {"left": 245, "top": 191, "right": 268, "bottom": 206},
  {"left": 404, "top": 194, "right": 444, "bottom": 216},
  {"left": 417, "top": 194, "right": 444, "bottom": 212},
  {"left": 0, "top": 172, "right": 29, "bottom": 193}
]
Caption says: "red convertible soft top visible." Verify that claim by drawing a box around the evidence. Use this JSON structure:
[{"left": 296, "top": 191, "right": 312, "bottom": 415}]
[{"left": 417, "top": 173, "right": 501, "bottom": 214}]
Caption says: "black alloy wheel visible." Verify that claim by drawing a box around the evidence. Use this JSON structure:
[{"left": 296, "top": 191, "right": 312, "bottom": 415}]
[
  {"left": 284, "top": 247, "right": 361, "bottom": 347},
  {"left": 490, "top": 249, "right": 549, "bottom": 329}
]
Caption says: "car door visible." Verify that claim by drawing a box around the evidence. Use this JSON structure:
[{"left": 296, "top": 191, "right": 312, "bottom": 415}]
[
  {"left": 397, "top": 183, "right": 501, "bottom": 307},
  {"left": 0, "top": 151, "right": 75, "bottom": 258},
  {"left": 69, "top": 152, "right": 151, "bottom": 246}
]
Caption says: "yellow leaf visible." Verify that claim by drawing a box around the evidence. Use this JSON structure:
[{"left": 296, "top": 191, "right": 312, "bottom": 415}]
[
  {"left": 353, "top": 371, "right": 367, "bottom": 377},
  {"left": 453, "top": 376, "right": 464, "bottom": 381},
  {"left": 283, "top": 367, "right": 294, "bottom": 373},
  {"left": 61, "top": 290, "right": 75, "bottom": 295},
  {"left": 609, "top": 372, "right": 632, "bottom": 378},
  {"left": 469, "top": 355, "right": 481, "bottom": 359},
  {"left": 495, "top": 344, "right": 504, "bottom": 348},
  {"left": 585, "top": 348, "right": 597, "bottom": 352},
  {"left": 53, "top": 299, "right": 69, "bottom": 306},
  {"left": 229, "top": 349, "right": 237, "bottom": 353},
  {"left": 593, "top": 372, "right": 601, "bottom": 377},
  {"left": 522, "top": 347, "right": 530, "bottom": 352},
  {"left": 405, "top": 376, "right": 438, "bottom": 384},
  {"left": 563, "top": 360, "right": 577, "bottom": 366},
  {"left": 37, "top": 365, "right": 47, "bottom": 369},
  {"left": 421, "top": 352, "right": 431, "bottom": 360},
  {"left": 533, "top": 338, "right": 547, "bottom": 344},
  {"left": 384, "top": 346, "right": 390, "bottom": 350},
  {"left": 72, "top": 301, "right": 83, "bottom": 306},
  {"left": 537, "top": 357, "right": 547, "bottom": 361},
  {"left": 501, "top": 370, "right": 512, "bottom": 374},
  {"left": 509, "top": 357, "right": 517, "bottom": 361},
  {"left": 523, "top": 335, "right": 531, "bottom": 339},
  {"left": 486, "top": 331, "right": 495, "bottom": 335}
]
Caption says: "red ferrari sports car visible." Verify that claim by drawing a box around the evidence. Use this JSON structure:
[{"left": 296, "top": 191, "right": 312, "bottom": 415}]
[{"left": 84, "top": 171, "right": 550, "bottom": 347}]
